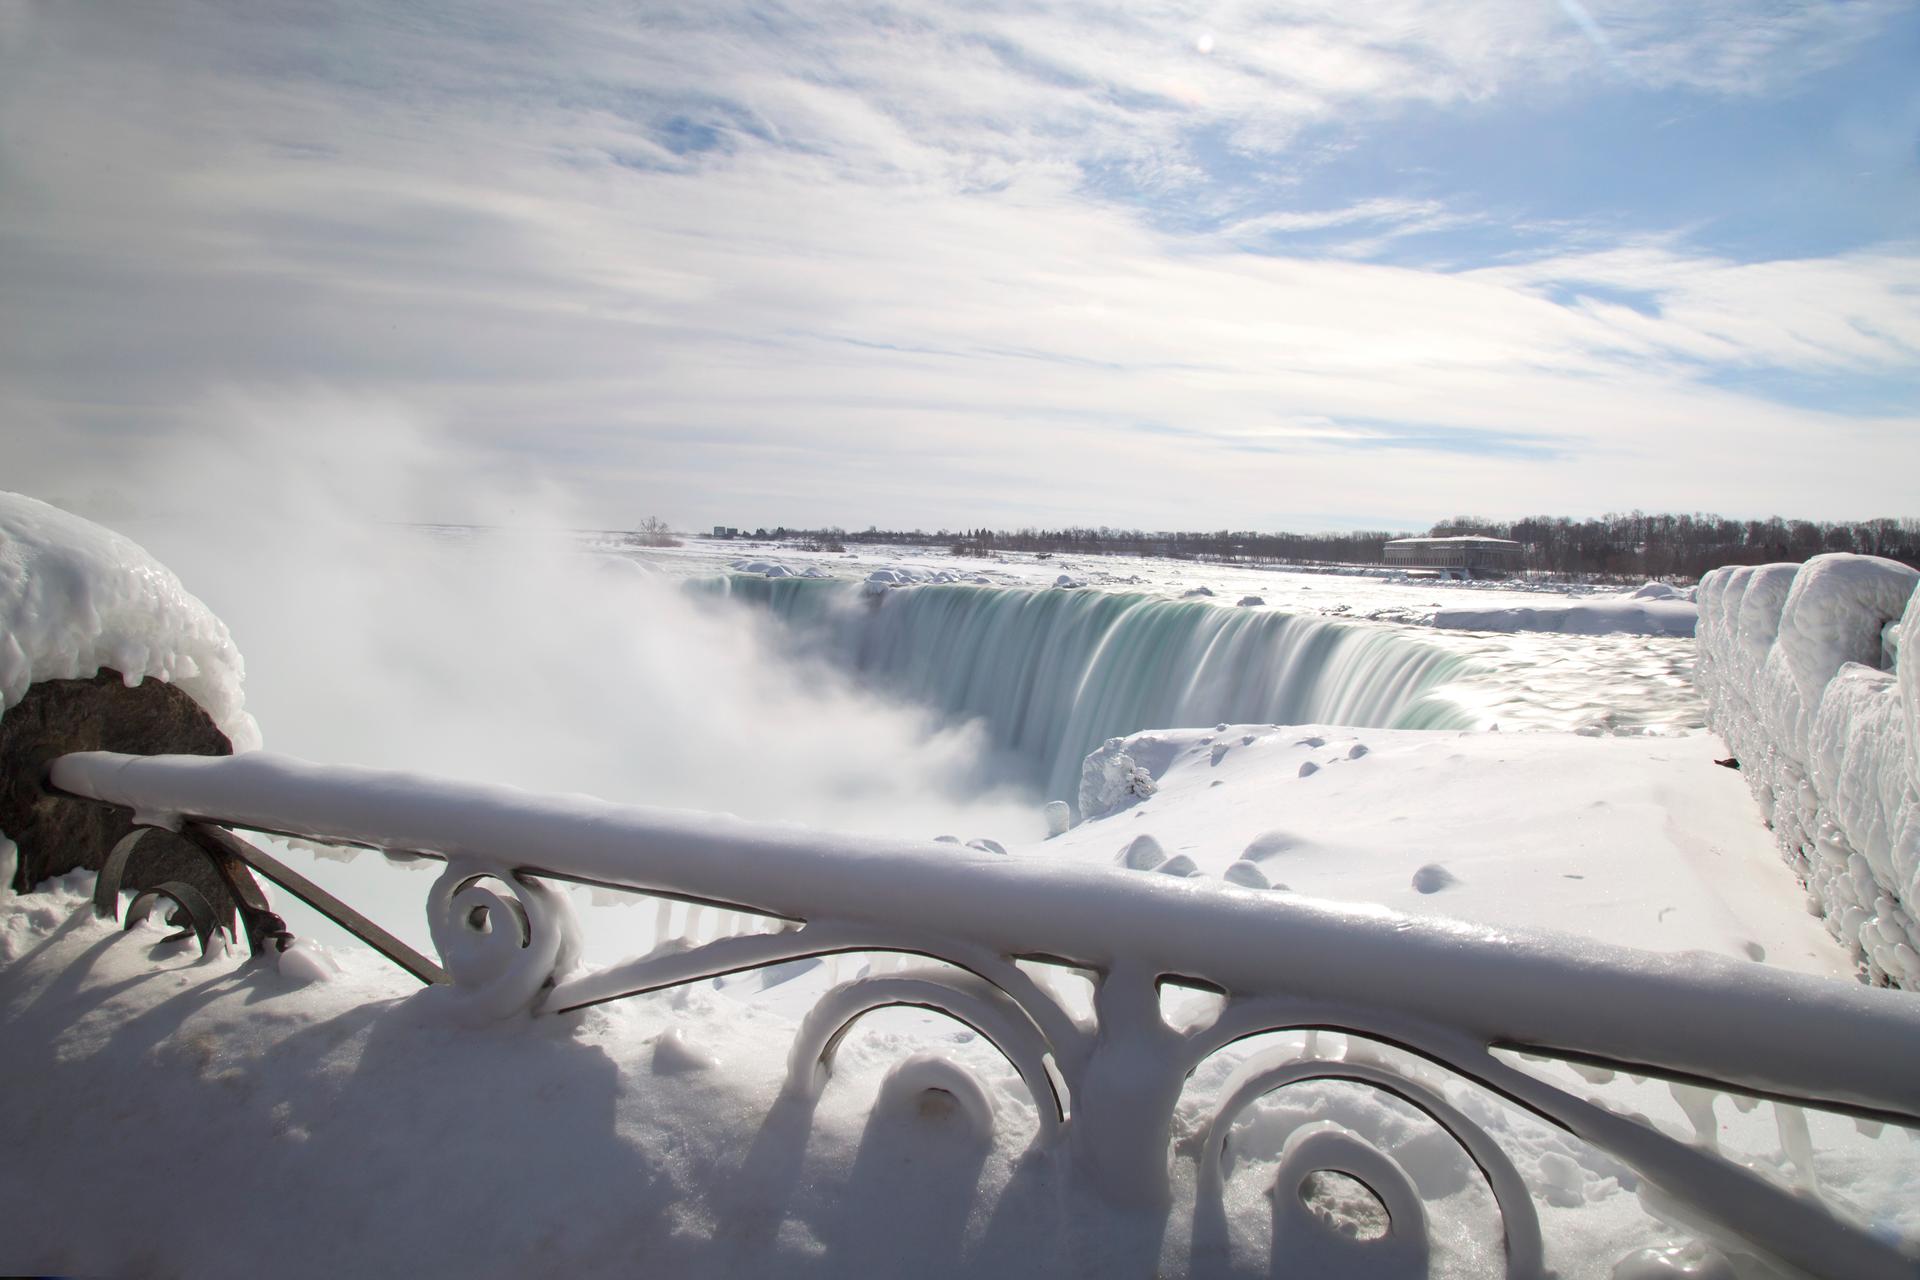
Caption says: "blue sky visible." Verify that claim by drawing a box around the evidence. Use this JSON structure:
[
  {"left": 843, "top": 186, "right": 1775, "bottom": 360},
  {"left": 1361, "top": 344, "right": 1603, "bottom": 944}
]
[{"left": 1, "top": 0, "right": 1915, "bottom": 531}]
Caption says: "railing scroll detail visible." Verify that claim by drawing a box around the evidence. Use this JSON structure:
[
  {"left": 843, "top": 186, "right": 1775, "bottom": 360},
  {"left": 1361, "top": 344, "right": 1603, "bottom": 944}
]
[{"left": 39, "top": 747, "right": 1920, "bottom": 1278}]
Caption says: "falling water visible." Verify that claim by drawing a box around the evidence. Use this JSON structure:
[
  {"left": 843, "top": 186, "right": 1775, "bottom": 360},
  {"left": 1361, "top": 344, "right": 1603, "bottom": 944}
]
[{"left": 706, "top": 577, "right": 1484, "bottom": 800}]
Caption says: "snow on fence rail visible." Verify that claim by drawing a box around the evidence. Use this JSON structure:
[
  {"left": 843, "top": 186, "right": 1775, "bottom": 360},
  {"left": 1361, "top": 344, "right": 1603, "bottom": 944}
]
[
  {"left": 1696, "top": 554, "right": 1920, "bottom": 990},
  {"left": 45, "top": 746, "right": 1920, "bottom": 1280}
]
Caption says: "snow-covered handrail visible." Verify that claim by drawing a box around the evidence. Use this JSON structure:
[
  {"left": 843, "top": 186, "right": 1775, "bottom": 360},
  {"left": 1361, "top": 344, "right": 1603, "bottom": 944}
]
[
  {"left": 48, "top": 747, "right": 1920, "bottom": 1280},
  {"left": 1695, "top": 553, "right": 1920, "bottom": 989}
]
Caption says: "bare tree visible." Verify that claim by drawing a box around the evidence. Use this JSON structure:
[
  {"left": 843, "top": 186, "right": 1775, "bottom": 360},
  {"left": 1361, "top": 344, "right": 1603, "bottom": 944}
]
[{"left": 628, "top": 516, "right": 681, "bottom": 548}]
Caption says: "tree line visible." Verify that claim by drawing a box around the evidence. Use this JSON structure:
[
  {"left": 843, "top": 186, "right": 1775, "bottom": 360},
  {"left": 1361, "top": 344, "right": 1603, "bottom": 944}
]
[
  {"left": 1426, "top": 513, "right": 1920, "bottom": 579},
  {"left": 707, "top": 513, "right": 1920, "bottom": 582}
]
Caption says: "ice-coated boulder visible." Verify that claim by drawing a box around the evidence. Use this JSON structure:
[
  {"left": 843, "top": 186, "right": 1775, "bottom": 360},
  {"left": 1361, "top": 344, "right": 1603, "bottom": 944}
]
[{"left": 1078, "top": 737, "right": 1159, "bottom": 820}]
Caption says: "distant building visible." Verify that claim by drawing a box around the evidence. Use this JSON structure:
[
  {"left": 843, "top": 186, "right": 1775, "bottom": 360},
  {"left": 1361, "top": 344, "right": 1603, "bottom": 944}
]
[
  {"left": 712, "top": 526, "right": 740, "bottom": 539},
  {"left": 1384, "top": 536, "right": 1522, "bottom": 577}
]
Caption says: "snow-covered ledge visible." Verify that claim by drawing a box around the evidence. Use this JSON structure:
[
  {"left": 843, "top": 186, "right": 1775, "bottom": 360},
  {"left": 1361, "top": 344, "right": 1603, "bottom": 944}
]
[
  {"left": 45, "top": 746, "right": 1920, "bottom": 1280},
  {"left": 1696, "top": 554, "right": 1920, "bottom": 988}
]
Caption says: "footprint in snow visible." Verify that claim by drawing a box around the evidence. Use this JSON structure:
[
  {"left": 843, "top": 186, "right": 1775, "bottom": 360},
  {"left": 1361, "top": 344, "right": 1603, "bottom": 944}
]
[
  {"left": 1411, "top": 863, "right": 1459, "bottom": 894},
  {"left": 1297, "top": 761, "right": 1319, "bottom": 778}
]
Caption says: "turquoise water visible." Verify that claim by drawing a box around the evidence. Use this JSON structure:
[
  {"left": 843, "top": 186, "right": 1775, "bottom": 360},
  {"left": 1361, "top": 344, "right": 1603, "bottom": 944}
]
[{"left": 704, "top": 576, "right": 1484, "bottom": 802}]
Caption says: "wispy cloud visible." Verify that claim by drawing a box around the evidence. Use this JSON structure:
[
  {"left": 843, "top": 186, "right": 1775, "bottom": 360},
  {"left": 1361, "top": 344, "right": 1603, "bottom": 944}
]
[{"left": 1, "top": 0, "right": 1915, "bottom": 530}]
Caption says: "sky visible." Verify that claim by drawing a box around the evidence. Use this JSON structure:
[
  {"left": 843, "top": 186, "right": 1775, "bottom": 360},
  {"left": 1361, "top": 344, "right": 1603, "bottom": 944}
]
[{"left": 1, "top": 0, "right": 1917, "bottom": 533}]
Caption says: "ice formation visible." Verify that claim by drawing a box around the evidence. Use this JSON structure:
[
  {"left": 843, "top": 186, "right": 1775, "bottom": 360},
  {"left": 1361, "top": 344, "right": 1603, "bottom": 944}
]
[
  {"left": 1080, "top": 739, "right": 1159, "bottom": 820},
  {"left": 1696, "top": 554, "right": 1920, "bottom": 986},
  {"left": 0, "top": 491, "right": 257, "bottom": 750}
]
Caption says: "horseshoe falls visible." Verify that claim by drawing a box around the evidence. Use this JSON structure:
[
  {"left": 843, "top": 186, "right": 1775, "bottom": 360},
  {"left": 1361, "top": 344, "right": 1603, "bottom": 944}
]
[{"left": 709, "top": 576, "right": 1483, "bottom": 802}]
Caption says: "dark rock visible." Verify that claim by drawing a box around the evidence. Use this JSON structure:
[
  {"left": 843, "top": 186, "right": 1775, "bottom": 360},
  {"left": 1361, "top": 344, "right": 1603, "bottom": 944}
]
[{"left": 0, "top": 671, "right": 235, "bottom": 924}]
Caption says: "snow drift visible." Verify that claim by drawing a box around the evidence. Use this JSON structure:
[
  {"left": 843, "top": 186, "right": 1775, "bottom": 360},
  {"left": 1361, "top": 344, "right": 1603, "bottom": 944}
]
[
  {"left": 1696, "top": 554, "right": 1920, "bottom": 987},
  {"left": 1432, "top": 584, "right": 1697, "bottom": 637}
]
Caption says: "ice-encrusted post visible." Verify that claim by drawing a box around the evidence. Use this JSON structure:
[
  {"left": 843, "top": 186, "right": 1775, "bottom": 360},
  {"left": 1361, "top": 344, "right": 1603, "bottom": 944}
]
[{"left": 1069, "top": 963, "right": 1187, "bottom": 1209}]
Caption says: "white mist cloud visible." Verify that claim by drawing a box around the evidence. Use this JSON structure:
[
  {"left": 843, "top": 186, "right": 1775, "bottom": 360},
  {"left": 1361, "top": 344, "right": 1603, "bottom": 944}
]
[{"left": 112, "top": 396, "right": 1042, "bottom": 845}]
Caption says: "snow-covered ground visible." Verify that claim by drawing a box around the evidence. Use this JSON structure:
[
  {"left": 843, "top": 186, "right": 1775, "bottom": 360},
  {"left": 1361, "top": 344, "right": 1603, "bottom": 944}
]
[
  {"left": 1056, "top": 724, "right": 1843, "bottom": 976},
  {"left": 4, "top": 497, "right": 1918, "bottom": 1279}
]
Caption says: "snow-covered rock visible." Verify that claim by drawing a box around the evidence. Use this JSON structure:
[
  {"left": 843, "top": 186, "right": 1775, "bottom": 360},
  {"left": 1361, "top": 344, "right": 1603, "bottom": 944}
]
[
  {"left": 1077, "top": 738, "right": 1159, "bottom": 820},
  {"left": 0, "top": 491, "right": 257, "bottom": 750},
  {"left": 1696, "top": 554, "right": 1920, "bottom": 986}
]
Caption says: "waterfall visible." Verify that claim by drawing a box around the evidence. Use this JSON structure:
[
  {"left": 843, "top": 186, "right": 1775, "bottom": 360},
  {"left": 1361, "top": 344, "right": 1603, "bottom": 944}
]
[{"left": 707, "top": 576, "right": 1484, "bottom": 800}]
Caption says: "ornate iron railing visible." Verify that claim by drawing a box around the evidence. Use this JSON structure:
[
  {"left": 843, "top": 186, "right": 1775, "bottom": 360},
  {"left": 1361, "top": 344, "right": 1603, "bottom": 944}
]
[{"left": 45, "top": 747, "right": 1920, "bottom": 1279}]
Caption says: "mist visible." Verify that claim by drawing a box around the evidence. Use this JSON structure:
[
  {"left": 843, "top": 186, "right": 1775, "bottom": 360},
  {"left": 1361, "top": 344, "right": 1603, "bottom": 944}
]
[{"left": 104, "top": 395, "right": 1044, "bottom": 847}]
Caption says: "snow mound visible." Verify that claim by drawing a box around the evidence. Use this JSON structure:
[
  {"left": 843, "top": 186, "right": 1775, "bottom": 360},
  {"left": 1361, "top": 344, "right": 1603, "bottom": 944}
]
[
  {"left": 1431, "top": 590, "right": 1696, "bottom": 637},
  {"left": 1697, "top": 554, "right": 1920, "bottom": 986},
  {"left": 0, "top": 491, "right": 258, "bottom": 750}
]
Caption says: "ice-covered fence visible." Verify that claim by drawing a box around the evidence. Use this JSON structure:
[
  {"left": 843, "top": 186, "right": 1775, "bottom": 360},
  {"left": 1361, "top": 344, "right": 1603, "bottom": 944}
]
[
  {"left": 45, "top": 747, "right": 1920, "bottom": 1280},
  {"left": 1696, "top": 555, "right": 1920, "bottom": 988}
]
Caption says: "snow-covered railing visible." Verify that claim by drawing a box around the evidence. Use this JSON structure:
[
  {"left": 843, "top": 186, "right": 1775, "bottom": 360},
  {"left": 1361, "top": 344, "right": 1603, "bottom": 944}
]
[
  {"left": 48, "top": 747, "right": 1920, "bottom": 1280},
  {"left": 1696, "top": 554, "right": 1920, "bottom": 989}
]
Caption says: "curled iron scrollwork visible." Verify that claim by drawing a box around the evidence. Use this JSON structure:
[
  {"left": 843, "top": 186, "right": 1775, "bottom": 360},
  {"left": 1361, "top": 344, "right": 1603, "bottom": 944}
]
[{"left": 426, "top": 859, "right": 581, "bottom": 1023}]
